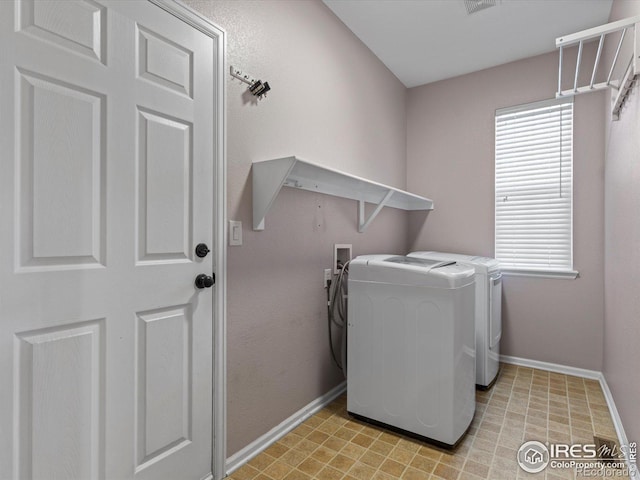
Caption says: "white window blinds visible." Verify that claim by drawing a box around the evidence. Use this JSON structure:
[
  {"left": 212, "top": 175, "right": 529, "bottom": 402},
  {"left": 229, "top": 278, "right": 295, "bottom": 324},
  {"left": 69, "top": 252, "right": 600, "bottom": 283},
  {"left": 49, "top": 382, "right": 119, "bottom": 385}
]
[{"left": 495, "top": 98, "right": 573, "bottom": 273}]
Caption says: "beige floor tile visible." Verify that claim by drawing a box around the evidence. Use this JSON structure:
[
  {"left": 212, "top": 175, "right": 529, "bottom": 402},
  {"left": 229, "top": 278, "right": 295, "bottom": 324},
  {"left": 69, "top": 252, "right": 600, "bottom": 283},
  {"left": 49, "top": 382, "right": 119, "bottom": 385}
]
[
  {"left": 264, "top": 442, "right": 289, "bottom": 458},
  {"left": 231, "top": 464, "right": 261, "bottom": 480},
  {"left": 280, "top": 449, "right": 308, "bottom": 467},
  {"left": 340, "top": 442, "right": 367, "bottom": 460},
  {"left": 334, "top": 427, "right": 358, "bottom": 442},
  {"left": 526, "top": 415, "right": 548, "bottom": 428},
  {"left": 466, "top": 448, "right": 493, "bottom": 467},
  {"left": 297, "top": 457, "right": 324, "bottom": 477},
  {"left": 409, "top": 454, "right": 437, "bottom": 473},
  {"left": 351, "top": 433, "right": 375, "bottom": 448},
  {"left": 323, "top": 436, "right": 348, "bottom": 453},
  {"left": 315, "top": 409, "right": 333, "bottom": 419},
  {"left": 433, "top": 462, "right": 461, "bottom": 479},
  {"left": 363, "top": 439, "right": 391, "bottom": 456},
  {"left": 494, "top": 445, "right": 517, "bottom": 461},
  {"left": 328, "top": 453, "right": 356, "bottom": 473},
  {"left": 474, "top": 427, "right": 500, "bottom": 443},
  {"left": 250, "top": 474, "right": 272, "bottom": 480},
  {"left": 388, "top": 445, "right": 415, "bottom": 464},
  {"left": 342, "top": 420, "right": 364, "bottom": 432},
  {"left": 488, "top": 465, "right": 518, "bottom": 479},
  {"left": 317, "top": 466, "right": 343, "bottom": 479},
  {"left": 230, "top": 365, "right": 621, "bottom": 480},
  {"left": 379, "top": 431, "right": 403, "bottom": 445},
  {"left": 359, "top": 449, "right": 386, "bottom": 469},
  {"left": 282, "top": 469, "right": 311, "bottom": 480},
  {"left": 303, "top": 416, "right": 324, "bottom": 428},
  {"left": 397, "top": 437, "right": 423, "bottom": 453},
  {"left": 457, "top": 473, "right": 484, "bottom": 480},
  {"left": 248, "top": 453, "right": 276, "bottom": 471},
  {"left": 401, "top": 467, "right": 432, "bottom": 479},
  {"left": 292, "top": 424, "right": 314, "bottom": 437},
  {"left": 416, "top": 445, "right": 442, "bottom": 461},
  {"left": 548, "top": 417, "right": 570, "bottom": 429},
  {"left": 294, "top": 439, "right": 318, "bottom": 456},
  {"left": 360, "top": 424, "right": 383, "bottom": 438},
  {"left": 347, "top": 461, "right": 378, "bottom": 480},
  {"left": 307, "top": 430, "right": 329, "bottom": 445},
  {"left": 524, "top": 424, "right": 549, "bottom": 441},
  {"left": 463, "top": 459, "right": 490, "bottom": 478},
  {"left": 479, "top": 420, "right": 501, "bottom": 433},
  {"left": 311, "top": 445, "right": 337, "bottom": 464},
  {"left": 471, "top": 438, "right": 497, "bottom": 454},
  {"left": 440, "top": 451, "right": 467, "bottom": 470},
  {"left": 379, "top": 458, "right": 407, "bottom": 476},
  {"left": 317, "top": 421, "right": 341, "bottom": 435},
  {"left": 263, "top": 460, "right": 294, "bottom": 480}
]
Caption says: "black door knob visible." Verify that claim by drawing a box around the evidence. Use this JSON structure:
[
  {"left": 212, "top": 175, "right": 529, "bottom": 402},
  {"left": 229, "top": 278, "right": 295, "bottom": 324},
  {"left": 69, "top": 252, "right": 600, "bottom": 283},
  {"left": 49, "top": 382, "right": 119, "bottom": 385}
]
[
  {"left": 195, "top": 243, "right": 210, "bottom": 258},
  {"left": 195, "top": 274, "right": 215, "bottom": 289}
]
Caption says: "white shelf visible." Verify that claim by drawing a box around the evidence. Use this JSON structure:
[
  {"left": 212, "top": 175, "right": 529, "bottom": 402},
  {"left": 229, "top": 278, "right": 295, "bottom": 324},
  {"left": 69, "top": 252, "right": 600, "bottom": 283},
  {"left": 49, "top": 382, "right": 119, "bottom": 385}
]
[
  {"left": 252, "top": 156, "right": 434, "bottom": 232},
  {"left": 555, "top": 15, "right": 640, "bottom": 120}
]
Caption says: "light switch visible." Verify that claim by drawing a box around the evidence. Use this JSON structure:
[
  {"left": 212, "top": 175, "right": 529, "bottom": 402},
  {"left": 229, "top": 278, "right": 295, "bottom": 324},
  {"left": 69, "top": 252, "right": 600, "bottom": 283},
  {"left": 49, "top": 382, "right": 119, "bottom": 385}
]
[{"left": 229, "top": 220, "right": 242, "bottom": 246}]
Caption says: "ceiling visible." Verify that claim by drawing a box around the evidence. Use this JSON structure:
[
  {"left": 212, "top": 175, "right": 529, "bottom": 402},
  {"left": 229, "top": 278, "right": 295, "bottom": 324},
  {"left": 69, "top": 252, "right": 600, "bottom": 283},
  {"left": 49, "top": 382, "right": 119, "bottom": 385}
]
[{"left": 323, "top": 0, "right": 613, "bottom": 88}]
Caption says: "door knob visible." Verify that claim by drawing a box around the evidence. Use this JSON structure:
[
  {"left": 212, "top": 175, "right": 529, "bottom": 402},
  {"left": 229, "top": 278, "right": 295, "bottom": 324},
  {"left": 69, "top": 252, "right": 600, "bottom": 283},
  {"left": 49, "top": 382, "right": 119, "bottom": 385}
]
[
  {"left": 195, "top": 274, "right": 215, "bottom": 289},
  {"left": 195, "top": 243, "right": 210, "bottom": 258}
]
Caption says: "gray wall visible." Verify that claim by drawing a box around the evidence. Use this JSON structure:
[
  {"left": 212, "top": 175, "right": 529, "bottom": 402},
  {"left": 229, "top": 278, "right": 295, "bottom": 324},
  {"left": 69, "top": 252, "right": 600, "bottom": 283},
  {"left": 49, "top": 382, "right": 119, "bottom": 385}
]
[
  {"left": 406, "top": 51, "right": 606, "bottom": 371},
  {"left": 603, "top": 0, "right": 640, "bottom": 448},
  {"left": 184, "top": 0, "right": 410, "bottom": 455}
]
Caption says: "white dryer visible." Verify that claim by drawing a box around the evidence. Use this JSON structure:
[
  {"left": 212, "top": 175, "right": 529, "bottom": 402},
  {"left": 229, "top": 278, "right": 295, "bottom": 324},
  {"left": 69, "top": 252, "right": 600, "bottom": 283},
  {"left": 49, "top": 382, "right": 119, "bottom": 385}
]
[
  {"left": 409, "top": 251, "right": 502, "bottom": 388},
  {"left": 347, "top": 255, "right": 476, "bottom": 448}
]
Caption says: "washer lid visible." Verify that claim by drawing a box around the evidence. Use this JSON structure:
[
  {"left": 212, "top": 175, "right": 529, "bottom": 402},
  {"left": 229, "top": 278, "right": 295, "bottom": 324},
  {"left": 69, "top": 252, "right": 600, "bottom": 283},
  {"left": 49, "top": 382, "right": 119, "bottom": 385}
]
[
  {"left": 384, "top": 256, "right": 455, "bottom": 270},
  {"left": 349, "top": 255, "right": 475, "bottom": 288},
  {"left": 408, "top": 251, "right": 500, "bottom": 274}
]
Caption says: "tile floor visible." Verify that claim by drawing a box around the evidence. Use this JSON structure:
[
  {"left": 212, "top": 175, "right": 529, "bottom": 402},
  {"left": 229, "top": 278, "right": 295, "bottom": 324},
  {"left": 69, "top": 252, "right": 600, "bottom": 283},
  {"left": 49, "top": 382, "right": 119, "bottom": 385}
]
[{"left": 227, "top": 364, "right": 627, "bottom": 480}]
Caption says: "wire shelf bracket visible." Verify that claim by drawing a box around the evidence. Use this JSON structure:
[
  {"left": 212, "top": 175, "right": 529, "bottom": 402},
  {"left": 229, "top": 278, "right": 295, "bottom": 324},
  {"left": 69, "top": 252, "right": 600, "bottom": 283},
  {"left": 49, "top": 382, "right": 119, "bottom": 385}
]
[{"left": 556, "top": 15, "right": 640, "bottom": 120}]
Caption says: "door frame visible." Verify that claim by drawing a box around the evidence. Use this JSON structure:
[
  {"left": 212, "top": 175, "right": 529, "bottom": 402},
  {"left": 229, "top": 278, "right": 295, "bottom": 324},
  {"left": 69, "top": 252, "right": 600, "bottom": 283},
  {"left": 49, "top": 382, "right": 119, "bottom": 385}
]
[{"left": 147, "top": 1, "right": 227, "bottom": 479}]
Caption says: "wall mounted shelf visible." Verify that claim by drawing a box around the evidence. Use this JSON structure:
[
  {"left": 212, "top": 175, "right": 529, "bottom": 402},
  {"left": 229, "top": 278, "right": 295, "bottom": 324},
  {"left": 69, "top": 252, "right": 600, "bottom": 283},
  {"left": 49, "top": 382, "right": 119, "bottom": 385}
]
[
  {"left": 252, "top": 156, "right": 434, "bottom": 232},
  {"left": 556, "top": 15, "right": 640, "bottom": 120}
]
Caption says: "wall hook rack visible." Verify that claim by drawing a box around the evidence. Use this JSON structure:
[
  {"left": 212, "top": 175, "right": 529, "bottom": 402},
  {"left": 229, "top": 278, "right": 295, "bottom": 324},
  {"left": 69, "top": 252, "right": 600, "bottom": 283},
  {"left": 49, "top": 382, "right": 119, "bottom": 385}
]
[{"left": 230, "top": 65, "right": 271, "bottom": 100}]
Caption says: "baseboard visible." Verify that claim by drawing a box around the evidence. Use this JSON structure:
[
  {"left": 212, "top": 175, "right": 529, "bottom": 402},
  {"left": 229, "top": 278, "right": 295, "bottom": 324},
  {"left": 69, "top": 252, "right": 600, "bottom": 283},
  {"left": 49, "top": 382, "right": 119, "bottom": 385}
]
[
  {"left": 599, "top": 376, "right": 639, "bottom": 480},
  {"left": 501, "top": 355, "right": 638, "bottom": 478},
  {"left": 225, "top": 381, "right": 347, "bottom": 475},
  {"left": 500, "top": 354, "right": 601, "bottom": 379}
]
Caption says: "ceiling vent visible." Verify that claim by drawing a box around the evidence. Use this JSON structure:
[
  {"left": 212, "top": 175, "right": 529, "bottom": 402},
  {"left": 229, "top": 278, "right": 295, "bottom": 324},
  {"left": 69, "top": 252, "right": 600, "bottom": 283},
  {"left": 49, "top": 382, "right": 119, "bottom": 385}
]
[{"left": 463, "top": 0, "right": 496, "bottom": 15}]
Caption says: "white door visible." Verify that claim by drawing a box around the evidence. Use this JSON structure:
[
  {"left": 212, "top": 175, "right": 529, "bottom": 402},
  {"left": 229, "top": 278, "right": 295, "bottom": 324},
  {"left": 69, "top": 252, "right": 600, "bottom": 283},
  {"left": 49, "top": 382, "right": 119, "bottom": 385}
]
[{"left": 0, "top": 1, "right": 221, "bottom": 479}]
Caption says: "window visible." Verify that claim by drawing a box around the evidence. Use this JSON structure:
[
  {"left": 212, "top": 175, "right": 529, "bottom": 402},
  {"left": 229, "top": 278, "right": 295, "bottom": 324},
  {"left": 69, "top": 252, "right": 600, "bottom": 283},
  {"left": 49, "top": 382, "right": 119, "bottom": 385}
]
[{"left": 495, "top": 97, "right": 577, "bottom": 278}]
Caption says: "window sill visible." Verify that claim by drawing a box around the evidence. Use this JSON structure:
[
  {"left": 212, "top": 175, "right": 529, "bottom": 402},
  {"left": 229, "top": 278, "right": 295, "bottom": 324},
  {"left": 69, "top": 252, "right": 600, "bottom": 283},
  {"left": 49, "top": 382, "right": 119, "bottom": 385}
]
[{"left": 501, "top": 268, "right": 579, "bottom": 280}]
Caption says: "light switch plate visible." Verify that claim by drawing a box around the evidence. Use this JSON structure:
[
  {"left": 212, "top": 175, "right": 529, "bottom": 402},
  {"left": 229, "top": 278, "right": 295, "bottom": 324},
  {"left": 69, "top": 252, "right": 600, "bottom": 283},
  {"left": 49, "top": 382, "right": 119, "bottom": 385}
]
[{"left": 229, "top": 220, "right": 242, "bottom": 246}]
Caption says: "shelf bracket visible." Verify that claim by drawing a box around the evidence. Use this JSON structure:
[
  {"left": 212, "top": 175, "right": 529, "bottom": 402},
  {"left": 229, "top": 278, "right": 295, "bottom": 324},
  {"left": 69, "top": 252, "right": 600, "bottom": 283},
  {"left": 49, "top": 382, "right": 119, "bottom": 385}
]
[
  {"left": 358, "top": 190, "right": 394, "bottom": 233},
  {"left": 252, "top": 157, "right": 297, "bottom": 230}
]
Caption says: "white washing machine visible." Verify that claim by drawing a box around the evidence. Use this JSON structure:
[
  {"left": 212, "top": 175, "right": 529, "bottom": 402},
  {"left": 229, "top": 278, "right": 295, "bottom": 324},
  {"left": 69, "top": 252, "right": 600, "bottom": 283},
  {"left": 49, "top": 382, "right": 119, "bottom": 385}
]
[
  {"left": 409, "top": 251, "right": 502, "bottom": 388},
  {"left": 347, "top": 255, "right": 476, "bottom": 448}
]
